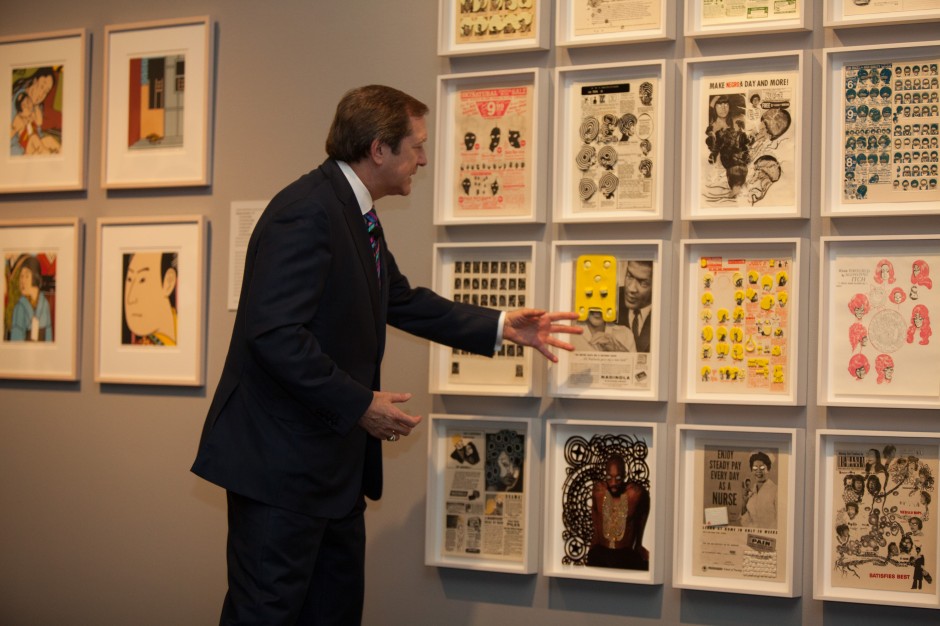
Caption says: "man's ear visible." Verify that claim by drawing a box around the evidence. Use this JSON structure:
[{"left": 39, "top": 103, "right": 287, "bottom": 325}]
[
  {"left": 369, "top": 138, "right": 386, "bottom": 165},
  {"left": 162, "top": 267, "right": 178, "bottom": 298}
]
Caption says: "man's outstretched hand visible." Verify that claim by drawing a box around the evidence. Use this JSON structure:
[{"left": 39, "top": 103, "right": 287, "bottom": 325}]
[{"left": 502, "top": 308, "right": 582, "bottom": 363}]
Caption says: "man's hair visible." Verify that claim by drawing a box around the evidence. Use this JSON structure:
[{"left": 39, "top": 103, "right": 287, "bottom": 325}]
[{"left": 326, "top": 85, "right": 428, "bottom": 163}]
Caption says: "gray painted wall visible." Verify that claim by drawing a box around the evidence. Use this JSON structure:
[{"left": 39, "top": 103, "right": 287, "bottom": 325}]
[{"left": 1, "top": 1, "right": 939, "bottom": 624}]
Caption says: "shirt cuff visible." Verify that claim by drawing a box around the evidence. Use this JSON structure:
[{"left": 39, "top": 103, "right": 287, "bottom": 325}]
[{"left": 494, "top": 310, "right": 506, "bottom": 352}]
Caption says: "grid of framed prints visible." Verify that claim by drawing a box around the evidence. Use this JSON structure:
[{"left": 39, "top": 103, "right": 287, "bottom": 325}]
[
  {"left": 102, "top": 16, "right": 214, "bottom": 189},
  {"left": 681, "top": 51, "right": 810, "bottom": 220},
  {"left": 685, "top": 0, "right": 810, "bottom": 37},
  {"left": 821, "top": 41, "right": 940, "bottom": 217},
  {"left": 555, "top": 0, "right": 675, "bottom": 48},
  {"left": 824, "top": 0, "right": 940, "bottom": 29},
  {"left": 425, "top": 414, "right": 540, "bottom": 573},
  {"left": 434, "top": 68, "right": 548, "bottom": 225},
  {"left": 95, "top": 215, "right": 207, "bottom": 386},
  {"left": 549, "top": 240, "right": 667, "bottom": 401},
  {"left": 437, "top": 0, "right": 549, "bottom": 57},
  {"left": 674, "top": 425, "right": 804, "bottom": 597},
  {"left": 543, "top": 419, "right": 665, "bottom": 584},
  {"left": 677, "top": 238, "right": 808, "bottom": 406},
  {"left": 814, "top": 429, "right": 940, "bottom": 609},
  {"left": 0, "top": 218, "right": 82, "bottom": 380},
  {"left": 429, "top": 242, "right": 538, "bottom": 396},
  {"left": 553, "top": 61, "right": 673, "bottom": 223},
  {"left": 818, "top": 235, "right": 940, "bottom": 409},
  {"left": 0, "top": 29, "right": 87, "bottom": 194}
]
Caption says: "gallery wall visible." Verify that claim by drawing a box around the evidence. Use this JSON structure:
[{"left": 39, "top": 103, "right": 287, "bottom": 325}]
[{"left": 1, "top": 0, "right": 939, "bottom": 624}]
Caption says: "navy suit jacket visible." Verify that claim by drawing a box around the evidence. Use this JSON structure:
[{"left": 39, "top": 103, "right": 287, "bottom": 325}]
[{"left": 192, "top": 159, "right": 500, "bottom": 518}]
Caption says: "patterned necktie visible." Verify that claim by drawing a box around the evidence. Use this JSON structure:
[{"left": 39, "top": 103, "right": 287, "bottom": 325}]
[
  {"left": 363, "top": 207, "right": 381, "bottom": 280},
  {"left": 632, "top": 311, "right": 640, "bottom": 341}
]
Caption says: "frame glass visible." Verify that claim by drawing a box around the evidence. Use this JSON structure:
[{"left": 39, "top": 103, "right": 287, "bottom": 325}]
[
  {"left": 553, "top": 61, "right": 672, "bottom": 223},
  {"left": 677, "top": 238, "right": 807, "bottom": 406},
  {"left": 102, "top": 16, "right": 213, "bottom": 189},
  {"left": 425, "top": 413, "right": 540, "bottom": 573},
  {"left": 95, "top": 215, "right": 206, "bottom": 386},
  {"left": 821, "top": 41, "right": 940, "bottom": 217},
  {"left": 825, "top": 0, "right": 940, "bottom": 28},
  {"left": 0, "top": 29, "right": 86, "bottom": 193},
  {"left": 555, "top": 0, "right": 674, "bottom": 47},
  {"left": 674, "top": 425, "right": 804, "bottom": 597},
  {"left": 685, "top": 0, "right": 810, "bottom": 37},
  {"left": 815, "top": 429, "right": 940, "bottom": 609},
  {"left": 434, "top": 68, "right": 547, "bottom": 225},
  {"left": 681, "top": 51, "right": 809, "bottom": 220},
  {"left": 548, "top": 240, "right": 667, "bottom": 401},
  {"left": 543, "top": 419, "right": 664, "bottom": 584},
  {"left": 429, "top": 242, "right": 538, "bottom": 396},
  {"left": 818, "top": 235, "right": 940, "bottom": 409},
  {"left": 0, "top": 218, "right": 81, "bottom": 380},
  {"left": 438, "top": 0, "right": 548, "bottom": 56}
]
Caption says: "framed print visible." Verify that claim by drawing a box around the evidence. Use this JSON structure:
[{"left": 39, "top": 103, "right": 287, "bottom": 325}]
[
  {"left": 544, "top": 419, "right": 664, "bottom": 584},
  {"left": 685, "top": 0, "right": 810, "bottom": 37},
  {"left": 677, "top": 238, "right": 808, "bottom": 406},
  {"left": 0, "top": 218, "right": 81, "bottom": 380},
  {"left": 434, "top": 69, "right": 548, "bottom": 225},
  {"left": 825, "top": 0, "right": 940, "bottom": 28},
  {"left": 818, "top": 235, "right": 940, "bottom": 409},
  {"left": 681, "top": 51, "right": 809, "bottom": 220},
  {"left": 815, "top": 429, "right": 940, "bottom": 609},
  {"left": 553, "top": 61, "right": 673, "bottom": 223},
  {"left": 429, "top": 242, "right": 539, "bottom": 396},
  {"left": 425, "top": 414, "right": 541, "bottom": 573},
  {"left": 548, "top": 240, "right": 667, "bottom": 402},
  {"left": 95, "top": 215, "right": 206, "bottom": 386},
  {"left": 821, "top": 41, "right": 940, "bottom": 217},
  {"left": 0, "top": 29, "right": 86, "bottom": 193},
  {"left": 674, "top": 425, "right": 804, "bottom": 597},
  {"left": 102, "top": 16, "right": 213, "bottom": 189},
  {"left": 438, "top": 0, "right": 548, "bottom": 56},
  {"left": 555, "top": 0, "right": 674, "bottom": 47}
]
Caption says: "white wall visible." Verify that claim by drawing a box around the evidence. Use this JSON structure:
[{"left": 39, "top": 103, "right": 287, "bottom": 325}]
[{"left": 1, "top": 1, "right": 939, "bottom": 624}]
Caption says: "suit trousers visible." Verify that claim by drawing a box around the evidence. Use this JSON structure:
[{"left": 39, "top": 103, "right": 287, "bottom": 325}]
[{"left": 220, "top": 491, "right": 366, "bottom": 626}]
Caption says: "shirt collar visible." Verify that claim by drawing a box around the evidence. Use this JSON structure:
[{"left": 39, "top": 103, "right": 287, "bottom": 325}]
[{"left": 337, "top": 160, "right": 374, "bottom": 216}]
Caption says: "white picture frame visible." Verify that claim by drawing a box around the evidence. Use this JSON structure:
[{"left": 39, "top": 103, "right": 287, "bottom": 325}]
[
  {"left": 0, "top": 218, "right": 82, "bottom": 380},
  {"left": 543, "top": 418, "right": 664, "bottom": 584},
  {"left": 429, "top": 242, "right": 539, "bottom": 396},
  {"left": 102, "top": 16, "right": 213, "bottom": 189},
  {"left": 548, "top": 240, "right": 667, "bottom": 402},
  {"left": 552, "top": 61, "right": 673, "bottom": 223},
  {"left": 685, "top": 0, "right": 810, "bottom": 37},
  {"left": 820, "top": 41, "right": 940, "bottom": 217},
  {"left": 677, "top": 238, "right": 807, "bottom": 406},
  {"left": 434, "top": 68, "right": 548, "bottom": 225},
  {"left": 674, "top": 425, "right": 804, "bottom": 597},
  {"left": 825, "top": 0, "right": 940, "bottom": 29},
  {"left": 95, "top": 215, "right": 207, "bottom": 386},
  {"left": 438, "top": 0, "right": 549, "bottom": 57},
  {"left": 0, "top": 29, "right": 87, "bottom": 193},
  {"left": 681, "top": 51, "right": 809, "bottom": 220},
  {"left": 818, "top": 235, "right": 940, "bottom": 409},
  {"left": 555, "top": 0, "right": 675, "bottom": 48},
  {"left": 814, "top": 429, "right": 940, "bottom": 609},
  {"left": 425, "top": 413, "right": 541, "bottom": 574}
]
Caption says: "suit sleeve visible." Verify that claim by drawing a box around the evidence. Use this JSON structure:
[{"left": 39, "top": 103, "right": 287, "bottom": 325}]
[
  {"left": 383, "top": 246, "right": 501, "bottom": 355},
  {"left": 242, "top": 203, "right": 374, "bottom": 436}
]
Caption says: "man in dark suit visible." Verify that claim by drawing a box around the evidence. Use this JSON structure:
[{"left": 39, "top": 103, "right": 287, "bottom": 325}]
[
  {"left": 615, "top": 260, "right": 653, "bottom": 353},
  {"left": 191, "top": 85, "right": 578, "bottom": 625}
]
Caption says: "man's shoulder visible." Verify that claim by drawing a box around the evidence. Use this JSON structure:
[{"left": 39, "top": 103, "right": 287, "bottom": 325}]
[{"left": 265, "top": 160, "right": 348, "bottom": 217}]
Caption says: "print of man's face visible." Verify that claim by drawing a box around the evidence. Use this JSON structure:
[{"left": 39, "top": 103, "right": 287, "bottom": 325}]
[
  {"left": 124, "top": 252, "right": 175, "bottom": 338},
  {"left": 604, "top": 457, "right": 626, "bottom": 497},
  {"left": 622, "top": 261, "right": 652, "bottom": 311}
]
